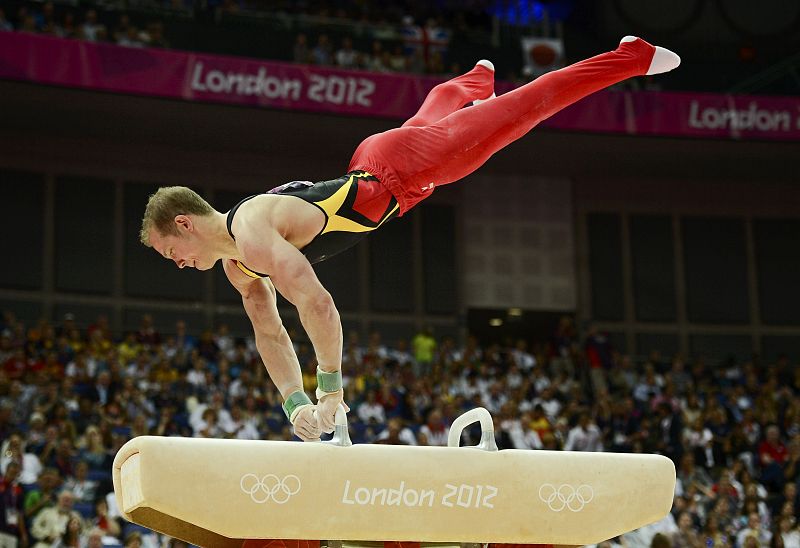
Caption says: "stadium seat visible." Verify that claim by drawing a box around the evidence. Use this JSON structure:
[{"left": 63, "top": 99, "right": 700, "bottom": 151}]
[{"left": 74, "top": 501, "right": 95, "bottom": 519}]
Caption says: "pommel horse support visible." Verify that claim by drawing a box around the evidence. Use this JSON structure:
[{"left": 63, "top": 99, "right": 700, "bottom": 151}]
[{"left": 113, "top": 407, "right": 675, "bottom": 547}]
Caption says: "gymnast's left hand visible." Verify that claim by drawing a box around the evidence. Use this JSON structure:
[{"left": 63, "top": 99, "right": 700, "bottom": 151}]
[{"left": 316, "top": 389, "right": 349, "bottom": 434}]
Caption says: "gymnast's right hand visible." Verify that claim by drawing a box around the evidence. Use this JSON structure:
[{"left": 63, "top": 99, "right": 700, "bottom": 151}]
[
  {"left": 283, "top": 390, "right": 321, "bottom": 442},
  {"left": 291, "top": 404, "right": 321, "bottom": 442}
]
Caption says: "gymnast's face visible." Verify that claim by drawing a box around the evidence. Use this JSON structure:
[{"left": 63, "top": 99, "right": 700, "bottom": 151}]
[{"left": 150, "top": 216, "right": 215, "bottom": 271}]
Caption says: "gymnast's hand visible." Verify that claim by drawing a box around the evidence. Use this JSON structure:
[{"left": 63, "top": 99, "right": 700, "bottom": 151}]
[
  {"left": 315, "top": 389, "right": 349, "bottom": 434},
  {"left": 291, "top": 404, "right": 322, "bottom": 442}
]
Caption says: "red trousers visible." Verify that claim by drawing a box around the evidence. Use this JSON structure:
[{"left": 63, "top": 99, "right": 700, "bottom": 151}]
[{"left": 349, "top": 37, "right": 655, "bottom": 214}]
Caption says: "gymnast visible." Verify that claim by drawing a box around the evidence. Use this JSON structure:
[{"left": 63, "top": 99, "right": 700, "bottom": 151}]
[{"left": 139, "top": 37, "right": 679, "bottom": 441}]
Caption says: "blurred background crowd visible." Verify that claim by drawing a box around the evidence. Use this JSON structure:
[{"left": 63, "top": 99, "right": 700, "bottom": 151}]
[
  {"left": 0, "top": 0, "right": 510, "bottom": 80},
  {"left": 2, "top": 310, "right": 800, "bottom": 547},
  {"left": 1, "top": 0, "right": 798, "bottom": 93}
]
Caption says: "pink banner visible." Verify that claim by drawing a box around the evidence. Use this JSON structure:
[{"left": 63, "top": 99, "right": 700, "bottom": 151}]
[{"left": 2, "top": 32, "right": 800, "bottom": 141}]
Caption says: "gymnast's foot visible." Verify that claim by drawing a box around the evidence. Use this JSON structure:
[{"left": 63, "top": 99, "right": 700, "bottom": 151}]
[
  {"left": 620, "top": 36, "right": 681, "bottom": 76},
  {"left": 472, "top": 59, "right": 496, "bottom": 105}
]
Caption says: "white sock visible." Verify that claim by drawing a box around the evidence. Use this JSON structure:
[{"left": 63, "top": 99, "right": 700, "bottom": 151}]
[
  {"left": 473, "top": 92, "right": 496, "bottom": 106},
  {"left": 476, "top": 59, "right": 494, "bottom": 72},
  {"left": 620, "top": 35, "right": 681, "bottom": 76},
  {"left": 473, "top": 59, "right": 495, "bottom": 105}
]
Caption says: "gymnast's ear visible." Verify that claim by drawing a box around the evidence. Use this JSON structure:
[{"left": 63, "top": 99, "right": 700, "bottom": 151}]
[{"left": 174, "top": 215, "right": 193, "bottom": 232}]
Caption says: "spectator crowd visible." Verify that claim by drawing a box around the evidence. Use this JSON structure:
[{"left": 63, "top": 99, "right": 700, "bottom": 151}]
[
  {"left": 0, "top": 0, "right": 475, "bottom": 78},
  {"left": 2, "top": 309, "right": 800, "bottom": 547},
  {"left": 0, "top": 2, "right": 169, "bottom": 49},
  {"left": 290, "top": 14, "right": 457, "bottom": 76}
]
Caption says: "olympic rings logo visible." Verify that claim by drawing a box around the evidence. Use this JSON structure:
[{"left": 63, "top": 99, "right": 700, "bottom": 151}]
[
  {"left": 538, "top": 483, "right": 594, "bottom": 512},
  {"left": 240, "top": 474, "right": 302, "bottom": 504}
]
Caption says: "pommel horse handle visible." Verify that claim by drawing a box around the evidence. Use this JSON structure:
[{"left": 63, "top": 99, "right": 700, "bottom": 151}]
[
  {"left": 447, "top": 406, "right": 498, "bottom": 452},
  {"left": 320, "top": 403, "right": 352, "bottom": 447}
]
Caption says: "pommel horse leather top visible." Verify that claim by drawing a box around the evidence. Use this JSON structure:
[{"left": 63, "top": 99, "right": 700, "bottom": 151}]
[{"left": 112, "top": 407, "right": 675, "bottom": 547}]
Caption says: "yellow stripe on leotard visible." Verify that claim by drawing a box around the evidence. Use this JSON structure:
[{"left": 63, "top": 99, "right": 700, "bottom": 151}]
[
  {"left": 315, "top": 173, "right": 399, "bottom": 235},
  {"left": 233, "top": 260, "right": 264, "bottom": 279}
]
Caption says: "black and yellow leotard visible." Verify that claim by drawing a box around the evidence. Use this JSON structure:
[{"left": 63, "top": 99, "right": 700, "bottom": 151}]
[{"left": 227, "top": 170, "right": 399, "bottom": 279}]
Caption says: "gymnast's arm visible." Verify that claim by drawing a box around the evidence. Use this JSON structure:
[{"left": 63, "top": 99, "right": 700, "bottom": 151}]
[
  {"left": 236, "top": 229, "right": 344, "bottom": 432},
  {"left": 223, "top": 260, "right": 303, "bottom": 397},
  {"left": 222, "top": 259, "right": 320, "bottom": 441}
]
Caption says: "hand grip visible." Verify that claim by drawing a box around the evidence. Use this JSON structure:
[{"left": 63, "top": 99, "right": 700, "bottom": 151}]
[{"left": 316, "top": 403, "right": 352, "bottom": 447}]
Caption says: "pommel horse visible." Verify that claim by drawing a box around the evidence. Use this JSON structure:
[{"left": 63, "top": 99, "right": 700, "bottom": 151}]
[{"left": 112, "top": 407, "right": 675, "bottom": 548}]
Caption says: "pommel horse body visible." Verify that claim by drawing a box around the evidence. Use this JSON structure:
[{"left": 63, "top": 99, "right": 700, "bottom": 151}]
[{"left": 113, "top": 408, "right": 675, "bottom": 548}]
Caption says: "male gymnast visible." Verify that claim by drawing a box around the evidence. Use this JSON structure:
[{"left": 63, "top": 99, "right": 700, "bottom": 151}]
[{"left": 140, "top": 37, "right": 679, "bottom": 441}]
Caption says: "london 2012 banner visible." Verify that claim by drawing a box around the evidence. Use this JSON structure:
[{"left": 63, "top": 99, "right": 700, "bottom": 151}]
[{"left": 2, "top": 32, "right": 799, "bottom": 141}]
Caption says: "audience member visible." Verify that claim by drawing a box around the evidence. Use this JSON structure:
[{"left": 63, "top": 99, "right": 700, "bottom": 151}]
[
  {"left": 419, "top": 408, "right": 448, "bottom": 446},
  {"left": 54, "top": 514, "right": 83, "bottom": 548},
  {"left": 62, "top": 461, "right": 97, "bottom": 504},
  {"left": 311, "top": 34, "right": 333, "bottom": 66},
  {"left": 292, "top": 32, "right": 310, "bottom": 64},
  {"left": 80, "top": 9, "right": 103, "bottom": 41},
  {"left": 39, "top": 2, "right": 57, "bottom": 35},
  {"left": 335, "top": 36, "right": 358, "bottom": 69},
  {"left": 364, "top": 40, "right": 387, "bottom": 72},
  {"left": 0, "top": 8, "right": 13, "bottom": 31},
  {"left": 23, "top": 468, "right": 59, "bottom": 527},
  {"left": 376, "top": 417, "right": 417, "bottom": 445},
  {"left": 0, "top": 461, "right": 28, "bottom": 548},
  {"left": 412, "top": 327, "right": 436, "bottom": 378},
  {"left": 1, "top": 432, "right": 43, "bottom": 485},
  {"left": 30, "top": 490, "right": 82, "bottom": 548},
  {"left": 736, "top": 512, "right": 772, "bottom": 547},
  {"left": 112, "top": 13, "right": 131, "bottom": 43}
]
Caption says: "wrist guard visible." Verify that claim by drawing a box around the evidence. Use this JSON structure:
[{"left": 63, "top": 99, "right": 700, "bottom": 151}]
[
  {"left": 316, "top": 366, "right": 342, "bottom": 393},
  {"left": 282, "top": 390, "right": 313, "bottom": 421}
]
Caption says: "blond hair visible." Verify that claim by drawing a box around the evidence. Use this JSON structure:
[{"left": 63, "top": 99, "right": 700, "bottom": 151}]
[{"left": 139, "top": 186, "right": 214, "bottom": 246}]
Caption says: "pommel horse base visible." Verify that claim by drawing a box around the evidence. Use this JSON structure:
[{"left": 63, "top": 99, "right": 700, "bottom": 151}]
[{"left": 113, "top": 408, "right": 675, "bottom": 548}]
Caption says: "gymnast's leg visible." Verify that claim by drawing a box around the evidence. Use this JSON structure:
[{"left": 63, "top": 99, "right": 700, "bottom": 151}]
[
  {"left": 401, "top": 61, "right": 495, "bottom": 128},
  {"left": 351, "top": 37, "right": 678, "bottom": 203}
]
